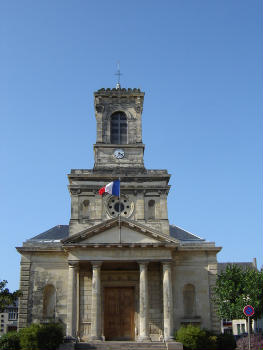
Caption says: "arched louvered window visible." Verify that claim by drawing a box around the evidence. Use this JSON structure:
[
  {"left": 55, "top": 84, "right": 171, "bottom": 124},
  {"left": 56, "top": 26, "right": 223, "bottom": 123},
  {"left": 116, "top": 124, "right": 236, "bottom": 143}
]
[
  {"left": 43, "top": 284, "right": 56, "bottom": 319},
  {"left": 110, "top": 112, "right": 127, "bottom": 144}
]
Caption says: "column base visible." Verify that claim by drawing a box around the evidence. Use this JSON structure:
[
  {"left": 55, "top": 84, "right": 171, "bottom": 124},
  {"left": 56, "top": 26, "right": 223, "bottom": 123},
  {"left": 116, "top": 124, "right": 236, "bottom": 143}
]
[
  {"left": 90, "top": 336, "right": 102, "bottom": 341},
  {"left": 137, "top": 335, "right": 151, "bottom": 342},
  {"left": 166, "top": 341, "right": 183, "bottom": 350},
  {"left": 164, "top": 336, "right": 175, "bottom": 342}
]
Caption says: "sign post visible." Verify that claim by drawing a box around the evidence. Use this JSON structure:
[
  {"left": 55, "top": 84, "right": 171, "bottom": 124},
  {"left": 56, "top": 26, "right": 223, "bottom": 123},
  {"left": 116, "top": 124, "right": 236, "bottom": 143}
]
[{"left": 243, "top": 305, "right": 255, "bottom": 350}]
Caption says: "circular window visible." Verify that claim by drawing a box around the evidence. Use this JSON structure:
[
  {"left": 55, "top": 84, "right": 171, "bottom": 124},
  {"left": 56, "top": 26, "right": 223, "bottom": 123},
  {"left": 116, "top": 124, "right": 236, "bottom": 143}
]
[
  {"left": 114, "top": 202, "right": 125, "bottom": 212},
  {"left": 105, "top": 195, "right": 134, "bottom": 218}
]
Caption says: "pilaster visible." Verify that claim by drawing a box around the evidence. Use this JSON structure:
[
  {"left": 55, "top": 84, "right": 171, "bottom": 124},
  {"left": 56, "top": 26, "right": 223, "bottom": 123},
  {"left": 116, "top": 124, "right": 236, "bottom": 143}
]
[
  {"left": 90, "top": 261, "right": 102, "bottom": 340},
  {"left": 138, "top": 262, "right": 150, "bottom": 341},
  {"left": 66, "top": 262, "right": 78, "bottom": 337},
  {"left": 17, "top": 257, "right": 31, "bottom": 329},
  {"left": 163, "top": 262, "right": 174, "bottom": 341}
]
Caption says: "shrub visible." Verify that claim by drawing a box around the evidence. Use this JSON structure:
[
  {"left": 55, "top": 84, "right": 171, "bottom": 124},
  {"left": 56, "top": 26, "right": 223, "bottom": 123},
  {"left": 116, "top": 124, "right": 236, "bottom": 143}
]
[
  {"left": 236, "top": 334, "right": 263, "bottom": 350},
  {"left": 216, "top": 333, "right": 236, "bottom": 350},
  {"left": 37, "top": 322, "right": 64, "bottom": 350},
  {"left": 176, "top": 325, "right": 217, "bottom": 350},
  {"left": 19, "top": 324, "right": 40, "bottom": 350},
  {"left": 0, "top": 331, "right": 21, "bottom": 350},
  {"left": 18, "top": 322, "right": 64, "bottom": 350}
]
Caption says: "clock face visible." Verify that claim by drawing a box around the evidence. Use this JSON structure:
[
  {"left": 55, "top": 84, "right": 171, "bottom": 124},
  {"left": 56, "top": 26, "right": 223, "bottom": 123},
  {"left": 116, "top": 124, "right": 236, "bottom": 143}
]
[{"left": 114, "top": 149, "right": 125, "bottom": 159}]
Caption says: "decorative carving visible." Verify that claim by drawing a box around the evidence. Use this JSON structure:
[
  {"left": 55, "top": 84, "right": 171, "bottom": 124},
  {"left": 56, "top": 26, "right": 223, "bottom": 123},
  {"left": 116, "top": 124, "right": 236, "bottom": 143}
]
[
  {"left": 135, "top": 105, "right": 141, "bottom": 113},
  {"left": 95, "top": 104, "right": 104, "bottom": 113},
  {"left": 70, "top": 188, "right": 81, "bottom": 195}
]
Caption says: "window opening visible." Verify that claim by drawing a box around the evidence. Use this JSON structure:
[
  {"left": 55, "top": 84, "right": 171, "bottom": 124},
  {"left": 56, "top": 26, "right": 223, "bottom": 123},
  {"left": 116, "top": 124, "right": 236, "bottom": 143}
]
[
  {"left": 43, "top": 284, "right": 56, "bottom": 319},
  {"left": 183, "top": 284, "right": 195, "bottom": 317},
  {"left": 148, "top": 200, "right": 155, "bottom": 220},
  {"left": 110, "top": 112, "right": 127, "bottom": 144}
]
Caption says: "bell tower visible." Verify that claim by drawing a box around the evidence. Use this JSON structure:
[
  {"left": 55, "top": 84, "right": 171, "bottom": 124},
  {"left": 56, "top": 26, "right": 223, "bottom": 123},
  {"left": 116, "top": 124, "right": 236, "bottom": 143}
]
[
  {"left": 68, "top": 87, "right": 171, "bottom": 237},
  {"left": 93, "top": 88, "right": 145, "bottom": 170}
]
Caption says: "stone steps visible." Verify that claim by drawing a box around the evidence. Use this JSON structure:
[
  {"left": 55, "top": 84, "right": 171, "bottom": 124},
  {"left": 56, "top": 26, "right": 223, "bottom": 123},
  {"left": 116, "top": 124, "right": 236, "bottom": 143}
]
[{"left": 75, "top": 342, "right": 167, "bottom": 350}]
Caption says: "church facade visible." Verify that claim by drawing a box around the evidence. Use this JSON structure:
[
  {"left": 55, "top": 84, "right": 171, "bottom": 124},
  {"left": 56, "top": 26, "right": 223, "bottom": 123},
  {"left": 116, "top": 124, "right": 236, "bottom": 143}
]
[{"left": 17, "top": 87, "right": 221, "bottom": 342}]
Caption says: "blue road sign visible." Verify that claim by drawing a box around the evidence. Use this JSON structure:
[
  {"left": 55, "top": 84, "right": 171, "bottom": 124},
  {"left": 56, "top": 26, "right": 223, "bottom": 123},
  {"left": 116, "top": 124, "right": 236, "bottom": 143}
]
[{"left": 243, "top": 305, "right": 255, "bottom": 317}]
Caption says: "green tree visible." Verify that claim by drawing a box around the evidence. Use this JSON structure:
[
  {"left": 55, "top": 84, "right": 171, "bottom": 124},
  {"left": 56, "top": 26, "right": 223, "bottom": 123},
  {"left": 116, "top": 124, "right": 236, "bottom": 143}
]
[
  {"left": 0, "top": 280, "right": 22, "bottom": 312},
  {"left": 214, "top": 265, "right": 263, "bottom": 320}
]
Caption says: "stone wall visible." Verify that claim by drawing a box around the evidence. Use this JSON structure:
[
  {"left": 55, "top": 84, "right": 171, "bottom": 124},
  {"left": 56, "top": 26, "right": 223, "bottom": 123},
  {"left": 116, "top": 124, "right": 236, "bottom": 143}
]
[
  {"left": 68, "top": 173, "right": 171, "bottom": 238},
  {"left": 172, "top": 251, "right": 220, "bottom": 333},
  {"left": 207, "top": 256, "right": 221, "bottom": 332},
  {"left": 18, "top": 253, "right": 68, "bottom": 329},
  {"left": 18, "top": 255, "right": 31, "bottom": 329}
]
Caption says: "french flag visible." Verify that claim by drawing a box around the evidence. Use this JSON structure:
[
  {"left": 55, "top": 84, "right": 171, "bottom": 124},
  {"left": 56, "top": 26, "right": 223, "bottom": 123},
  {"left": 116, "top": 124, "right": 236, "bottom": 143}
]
[{"left": 99, "top": 180, "right": 120, "bottom": 196}]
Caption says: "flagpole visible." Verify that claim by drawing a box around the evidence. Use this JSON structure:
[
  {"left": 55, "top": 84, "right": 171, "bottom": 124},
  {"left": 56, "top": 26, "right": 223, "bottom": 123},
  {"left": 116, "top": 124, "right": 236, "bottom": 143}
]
[{"left": 118, "top": 175, "right": 121, "bottom": 244}]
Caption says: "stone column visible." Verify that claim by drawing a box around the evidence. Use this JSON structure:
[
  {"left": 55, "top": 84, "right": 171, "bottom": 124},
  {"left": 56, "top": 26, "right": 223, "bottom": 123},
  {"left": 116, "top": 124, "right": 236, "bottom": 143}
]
[
  {"left": 67, "top": 262, "right": 78, "bottom": 337},
  {"left": 90, "top": 261, "right": 102, "bottom": 340},
  {"left": 163, "top": 262, "right": 174, "bottom": 341},
  {"left": 138, "top": 262, "right": 150, "bottom": 341}
]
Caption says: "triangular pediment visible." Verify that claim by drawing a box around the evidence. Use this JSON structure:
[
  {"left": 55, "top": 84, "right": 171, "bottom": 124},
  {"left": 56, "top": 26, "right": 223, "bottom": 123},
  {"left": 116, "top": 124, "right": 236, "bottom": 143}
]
[{"left": 62, "top": 218, "right": 179, "bottom": 246}]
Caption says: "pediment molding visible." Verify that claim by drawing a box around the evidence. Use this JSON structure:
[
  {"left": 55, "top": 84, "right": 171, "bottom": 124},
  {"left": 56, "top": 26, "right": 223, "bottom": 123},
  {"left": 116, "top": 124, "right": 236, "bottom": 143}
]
[{"left": 62, "top": 218, "right": 180, "bottom": 246}]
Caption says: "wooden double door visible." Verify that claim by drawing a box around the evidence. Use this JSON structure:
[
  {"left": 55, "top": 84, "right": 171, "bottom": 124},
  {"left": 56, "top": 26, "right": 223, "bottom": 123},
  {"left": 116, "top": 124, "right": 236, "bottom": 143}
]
[{"left": 104, "top": 287, "right": 135, "bottom": 341}]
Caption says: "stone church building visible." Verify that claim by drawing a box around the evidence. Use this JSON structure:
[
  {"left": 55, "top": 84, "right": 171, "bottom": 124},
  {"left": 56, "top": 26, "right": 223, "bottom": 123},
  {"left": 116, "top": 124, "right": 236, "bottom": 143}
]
[{"left": 17, "top": 87, "right": 221, "bottom": 342}]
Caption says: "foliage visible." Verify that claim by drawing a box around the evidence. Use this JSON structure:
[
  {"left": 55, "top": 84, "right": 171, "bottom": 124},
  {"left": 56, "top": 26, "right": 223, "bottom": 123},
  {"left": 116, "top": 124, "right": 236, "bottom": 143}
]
[
  {"left": 216, "top": 333, "right": 236, "bottom": 350},
  {"left": 175, "top": 325, "right": 217, "bottom": 350},
  {"left": 214, "top": 265, "right": 263, "bottom": 320},
  {"left": 0, "top": 280, "right": 22, "bottom": 312},
  {"left": 18, "top": 322, "right": 64, "bottom": 350},
  {"left": 176, "top": 325, "right": 237, "bottom": 350},
  {"left": 0, "top": 331, "right": 21, "bottom": 350},
  {"left": 236, "top": 334, "right": 263, "bottom": 350},
  {"left": 19, "top": 324, "right": 40, "bottom": 350},
  {"left": 37, "top": 322, "right": 64, "bottom": 350}
]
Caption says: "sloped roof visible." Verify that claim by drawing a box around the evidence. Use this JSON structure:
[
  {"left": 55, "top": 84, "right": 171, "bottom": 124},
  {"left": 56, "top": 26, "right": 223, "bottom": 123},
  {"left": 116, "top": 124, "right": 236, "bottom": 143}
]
[
  {"left": 28, "top": 223, "right": 205, "bottom": 243},
  {"left": 169, "top": 225, "right": 204, "bottom": 242},
  {"left": 218, "top": 262, "right": 257, "bottom": 274},
  {"left": 29, "top": 225, "right": 69, "bottom": 241}
]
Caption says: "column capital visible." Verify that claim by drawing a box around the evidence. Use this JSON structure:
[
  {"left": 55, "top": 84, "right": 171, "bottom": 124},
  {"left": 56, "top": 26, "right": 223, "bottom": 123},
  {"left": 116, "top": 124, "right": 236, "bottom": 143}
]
[
  {"left": 68, "top": 261, "right": 79, "bottom": 268},
  {"left": 162, "top": 261, "right": 172, "bottom": 269},
  {"left": 91, "top": 261, "right": 103, "bottom": 268},
  {"left": 138, "top": 261, "right": 149, "bottom": 266}
]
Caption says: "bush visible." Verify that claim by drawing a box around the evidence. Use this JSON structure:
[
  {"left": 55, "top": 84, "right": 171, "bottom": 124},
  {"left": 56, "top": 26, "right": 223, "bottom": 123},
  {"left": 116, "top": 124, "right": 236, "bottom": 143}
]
[
  {"left": 19, "top": 324, "right": 40, "bottom": 350},
  {"left": 18, "top": 322, "right": 64, "bottom": 350},
  {"left": 0, "top": 331, "right": 21, "bottom": 350},
  {"left": 236, "top": 334, "right": 263, "bottom": 350},
  {"left": 176, "top": 325, "right": 217, "bottom": 350},
  {"left": 37, "top": 323, "right": 64, "bottom": 350},
  {"left": 216, "top": 333, "right": 236, "bottom": 350}
]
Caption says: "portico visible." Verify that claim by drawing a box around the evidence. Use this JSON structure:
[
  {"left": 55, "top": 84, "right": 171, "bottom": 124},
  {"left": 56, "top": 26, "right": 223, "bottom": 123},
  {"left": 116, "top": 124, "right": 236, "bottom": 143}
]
[
  {"left": 63, "top": 218, "right": 178, "bottom": 342},
  {"left": 66, "top": 260, "right": 175, "bottom": 342}
]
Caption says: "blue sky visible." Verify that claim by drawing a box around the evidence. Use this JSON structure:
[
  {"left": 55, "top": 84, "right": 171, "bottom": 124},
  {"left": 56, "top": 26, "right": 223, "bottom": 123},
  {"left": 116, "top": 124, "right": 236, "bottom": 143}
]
[{"left": 0, "top": 0, "right": 262, "bottom": 291}]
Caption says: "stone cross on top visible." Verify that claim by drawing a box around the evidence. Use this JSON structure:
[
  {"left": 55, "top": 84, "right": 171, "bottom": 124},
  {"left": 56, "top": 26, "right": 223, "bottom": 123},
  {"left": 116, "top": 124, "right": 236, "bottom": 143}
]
[{"left": 115, "top": 61, "right": 122, "bottom": 89}]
